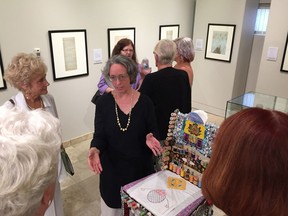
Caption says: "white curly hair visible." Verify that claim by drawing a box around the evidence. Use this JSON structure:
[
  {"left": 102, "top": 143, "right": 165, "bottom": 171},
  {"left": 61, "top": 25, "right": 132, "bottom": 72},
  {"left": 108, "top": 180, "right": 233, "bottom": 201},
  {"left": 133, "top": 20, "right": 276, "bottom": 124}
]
[{"left": 0, "top": 106, "right": 61, "bottom": 216}]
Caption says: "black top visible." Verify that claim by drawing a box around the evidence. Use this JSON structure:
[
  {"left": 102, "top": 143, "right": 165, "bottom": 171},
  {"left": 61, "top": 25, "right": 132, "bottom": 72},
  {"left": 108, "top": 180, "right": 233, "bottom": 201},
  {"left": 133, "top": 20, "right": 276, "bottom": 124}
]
[
  {"left": 139, "top": 67, "right": 191, "bottom": 140},
  {"left": 90, "top": 92, "right": 159, "bottom": 208}
]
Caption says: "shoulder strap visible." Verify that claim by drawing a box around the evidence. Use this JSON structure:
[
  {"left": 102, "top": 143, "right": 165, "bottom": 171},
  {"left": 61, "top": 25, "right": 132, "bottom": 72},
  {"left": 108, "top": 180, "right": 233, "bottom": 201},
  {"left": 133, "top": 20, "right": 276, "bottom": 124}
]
[{"left": 9, "top": 99, "right": 15, "bottom": 105}]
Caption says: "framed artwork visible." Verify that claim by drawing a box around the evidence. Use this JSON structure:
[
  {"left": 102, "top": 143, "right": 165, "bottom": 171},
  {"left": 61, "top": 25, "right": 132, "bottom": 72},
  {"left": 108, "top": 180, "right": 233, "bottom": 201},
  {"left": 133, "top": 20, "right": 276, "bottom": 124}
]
[
  {"left": 0, "top": 50, "right": 7, "bottom": 90},
  {"left": 205, "top": 24, "right": 236, "bottom": 62},
  {"left": 281, "top": 33, "right": 288, "bottom": 72},
  {"left": 159, "top": 25, "right": 180, "bottom": 40},
  {"left": 107, "top": 27, "right": 135, "bottom": 57},
  {"left": 48, "top": 29, "right": 89, "bottom": 81}
]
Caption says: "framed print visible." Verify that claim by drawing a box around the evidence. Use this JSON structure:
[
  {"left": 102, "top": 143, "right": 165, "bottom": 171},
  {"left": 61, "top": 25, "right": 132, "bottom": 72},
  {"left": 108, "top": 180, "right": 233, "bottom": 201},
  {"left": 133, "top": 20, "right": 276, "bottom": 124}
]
[
  {"left": 281, "top": 33, "right": 288, "bottom": 72},
  {"left": 205, "top": 24, "right": 236, "bottom": 62},
  {"left": 159, "top": 25, "right": 180, "bottom": 40},
  {"left": 48, "top": 29, "right": 89, "bottom": 81},
  {"left": 107, "top": 27, "right": 135, "bottom": 57},
  {"left": 0, "top": 50, "right": 7, "bottom": 90}
]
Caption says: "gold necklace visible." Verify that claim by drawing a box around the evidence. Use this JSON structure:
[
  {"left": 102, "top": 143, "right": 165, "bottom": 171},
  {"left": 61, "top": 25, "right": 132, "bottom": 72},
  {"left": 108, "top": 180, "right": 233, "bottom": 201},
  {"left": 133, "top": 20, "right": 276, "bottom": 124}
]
[
  {"left": 115, "top": 92, "right": 133, "bottom": 132},
  {"left": 27, "top": 97, "right": 43, "bottom": 110}
]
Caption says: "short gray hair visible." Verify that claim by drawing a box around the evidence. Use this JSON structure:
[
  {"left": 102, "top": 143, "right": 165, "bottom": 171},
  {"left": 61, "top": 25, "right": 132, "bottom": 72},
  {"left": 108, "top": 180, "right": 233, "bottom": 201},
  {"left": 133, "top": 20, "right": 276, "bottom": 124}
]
[
  {"left": 153, "top": 39, "right": 177, "bottom": 65},
  {"left": 174, "top": 37, "right": 195, "bottom": 62},
  {"left": 102, "top": 55, "right": 138, "bottom": 84},
  {"left": 0, "top": 106, "right": 61, "bottom": 216}
]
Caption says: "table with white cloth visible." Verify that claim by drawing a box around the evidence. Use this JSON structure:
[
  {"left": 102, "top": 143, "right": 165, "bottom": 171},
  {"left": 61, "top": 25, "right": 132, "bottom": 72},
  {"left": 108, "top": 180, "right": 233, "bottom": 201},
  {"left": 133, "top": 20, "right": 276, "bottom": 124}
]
[{"left": 122, "top": 170, "right": 205, "bottom": 216}]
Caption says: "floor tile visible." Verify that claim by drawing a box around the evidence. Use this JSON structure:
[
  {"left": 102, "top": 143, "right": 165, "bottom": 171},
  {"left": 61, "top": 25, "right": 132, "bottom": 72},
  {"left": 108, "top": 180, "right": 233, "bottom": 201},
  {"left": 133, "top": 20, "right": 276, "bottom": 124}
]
[{"left": 61, "top": 175, "right": 100, "bottom": 215}]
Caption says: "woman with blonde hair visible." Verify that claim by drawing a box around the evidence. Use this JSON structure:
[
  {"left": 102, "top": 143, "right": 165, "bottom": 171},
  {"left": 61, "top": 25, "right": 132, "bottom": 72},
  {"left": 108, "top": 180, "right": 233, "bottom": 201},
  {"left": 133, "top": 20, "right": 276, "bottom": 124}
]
[{"left": 3, "top": 52, "right": 66, "bottom": 216}]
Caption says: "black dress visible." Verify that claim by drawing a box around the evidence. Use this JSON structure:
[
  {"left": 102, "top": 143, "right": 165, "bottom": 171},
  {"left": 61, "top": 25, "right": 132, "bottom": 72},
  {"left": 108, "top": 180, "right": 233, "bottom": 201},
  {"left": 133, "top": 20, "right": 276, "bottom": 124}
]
[
  {"left": 139, "top": 67, "right": 191, "bottom": 140},
  {"left": 90, "top": 92, "right": 159, "bottom": 208}
]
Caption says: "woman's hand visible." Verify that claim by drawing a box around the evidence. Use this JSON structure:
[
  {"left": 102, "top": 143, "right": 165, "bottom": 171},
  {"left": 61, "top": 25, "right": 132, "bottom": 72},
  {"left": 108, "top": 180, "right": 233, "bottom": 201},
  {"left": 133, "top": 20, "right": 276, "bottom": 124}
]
[
  {"left": 87, "top": 147, "right": 103, "bottom": 174},
  {"left": 140, "top": 64, "right": 152, "bottom": 77},
  {"left": 105, "top": 87, "right": 114, "bottom": 93},
  {"left": 146, "top": 133, "right": 163, "bottom": 156}
]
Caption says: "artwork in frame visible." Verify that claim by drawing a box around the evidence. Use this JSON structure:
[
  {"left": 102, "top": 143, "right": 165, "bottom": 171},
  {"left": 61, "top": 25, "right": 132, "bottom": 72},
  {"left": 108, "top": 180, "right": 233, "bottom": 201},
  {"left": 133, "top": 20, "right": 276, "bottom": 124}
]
[
  {"left": 280, "top": 33, "right": 288, "bottom": 72},
  {"left": 48, "top": 29, "right": 89, "bottom": 81},
  {"left": 107, "top": 27, "right": 135, "bottom": 58},
  {"left": 205, "top": 23, "right": 236, "bottom": 62},
  {"left": 0, "top": 50, "right": 7, "bottom": 90},
  {"left": 159, "top": 25, "right": 180, "bottom": 40}
]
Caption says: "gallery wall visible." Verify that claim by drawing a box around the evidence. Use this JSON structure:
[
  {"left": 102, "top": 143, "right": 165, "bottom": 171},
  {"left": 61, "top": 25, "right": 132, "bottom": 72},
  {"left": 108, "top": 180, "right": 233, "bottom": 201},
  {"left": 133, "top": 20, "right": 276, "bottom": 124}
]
[
  {"left": 192, "top": 0, "right": 288, "bottom": 116},
  {"left": 192, "top": 0, "right": 258, "bottom": 116},
  {"left": 256, "top": 0, "right": 288, "bottom": 100},
  {"left": 2, "top": 0, "right": 287, "bottom": 141},
  {"left": 0, "top": 0, "right": 195, "bottom": 141}
]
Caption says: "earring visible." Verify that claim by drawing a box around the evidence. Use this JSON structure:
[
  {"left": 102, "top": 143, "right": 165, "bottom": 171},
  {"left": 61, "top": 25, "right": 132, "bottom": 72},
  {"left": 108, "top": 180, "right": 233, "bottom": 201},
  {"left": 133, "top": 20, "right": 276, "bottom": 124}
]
[{"left": 24, "top": 90, "right": 30, "bottom": 99}]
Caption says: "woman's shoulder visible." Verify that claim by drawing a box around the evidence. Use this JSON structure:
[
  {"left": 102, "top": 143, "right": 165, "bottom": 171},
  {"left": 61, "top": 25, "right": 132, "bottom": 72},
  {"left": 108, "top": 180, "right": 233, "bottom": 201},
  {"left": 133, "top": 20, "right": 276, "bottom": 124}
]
[
  {"left": 139, "top": 93, "right": 154, "bottom": 106},
  {"left": 43, "top": 93, "right": 54, "bottom": 100},
  {"left": 175, "top": 64, "right": 192, "bottom": 73},
  {"left": 174, "top": 65, "right": 193, "bottom": 83},
  {"left": 4, "top": 92, "right": 25, "bottom": 108},
  {"left": 96, "top": 92, "right": 113, "bottom": 105},
  {"left": 41, "top": 94, "right": 55, "bottom": 104}
]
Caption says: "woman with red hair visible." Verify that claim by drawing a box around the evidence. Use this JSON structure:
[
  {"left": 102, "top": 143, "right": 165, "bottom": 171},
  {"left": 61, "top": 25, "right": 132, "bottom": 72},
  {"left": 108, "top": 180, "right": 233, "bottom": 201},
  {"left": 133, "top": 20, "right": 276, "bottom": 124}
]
[{"left": 202, "top": 108, "right": 288, "bottom": 216}]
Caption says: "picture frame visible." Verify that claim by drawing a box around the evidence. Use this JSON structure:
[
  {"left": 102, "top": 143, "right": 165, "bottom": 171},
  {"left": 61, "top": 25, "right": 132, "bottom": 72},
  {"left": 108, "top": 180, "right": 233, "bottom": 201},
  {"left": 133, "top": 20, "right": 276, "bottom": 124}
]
[
  {"left": 0, "top": 50, "right": 7, "bottom": 90},
  {"left": 107, "top": 27, "right": 135, "bottom": 58},
  {"left": 205, "top": 23, "right": 236, "bottom": 62},
  {"left": 48, "top": 29, "right": 89, "bottom": 81},
  {"left": 159, "top": 25, "right": 180, "bottom": 40},
  {"left": 280, "top": 33, "right": 288, "bottom": 72}
]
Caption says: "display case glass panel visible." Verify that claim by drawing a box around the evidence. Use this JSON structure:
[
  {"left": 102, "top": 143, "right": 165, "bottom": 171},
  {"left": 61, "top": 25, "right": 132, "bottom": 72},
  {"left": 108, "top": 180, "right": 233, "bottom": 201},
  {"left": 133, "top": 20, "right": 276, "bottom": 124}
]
[{"left": 225, "top": 92, "right": 288, "bottom": 118}]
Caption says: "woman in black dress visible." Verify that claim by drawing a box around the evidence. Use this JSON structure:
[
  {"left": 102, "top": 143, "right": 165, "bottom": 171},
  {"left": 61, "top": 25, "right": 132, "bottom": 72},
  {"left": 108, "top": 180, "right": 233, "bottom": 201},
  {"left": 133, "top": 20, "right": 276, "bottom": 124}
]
[{"left": 88, "top": 55, "right": 162, "bottom": 216}]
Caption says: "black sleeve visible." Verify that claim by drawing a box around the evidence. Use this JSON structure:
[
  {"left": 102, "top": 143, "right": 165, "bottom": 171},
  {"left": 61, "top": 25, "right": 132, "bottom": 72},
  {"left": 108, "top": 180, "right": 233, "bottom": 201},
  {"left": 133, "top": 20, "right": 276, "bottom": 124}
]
[
  {"left": 139, "top": 74, "right": 152, "bottom": 97},
  {"left": 143, "top": 95, "right": 160, "bottom": 140},
  {"left": 90, "top": 97, "right": 107, "bottom": 152}
]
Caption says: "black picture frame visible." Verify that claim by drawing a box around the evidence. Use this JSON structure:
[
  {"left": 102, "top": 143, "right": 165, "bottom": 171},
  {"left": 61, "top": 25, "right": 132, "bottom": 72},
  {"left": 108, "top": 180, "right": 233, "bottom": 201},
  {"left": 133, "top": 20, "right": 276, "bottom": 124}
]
[
  {"left": 281, "top": 33, "right": 288, "bottom": 72},
  {"left": 107, "top": 27, "right": 135, "bottom": 58},
  {"left": 48, "top": 29, "right": 89, "bottom": 81},
  {"left": 0, "top": 50, "right": 7, "bottom": 90},
  {"left": 159, "top": 24, "right": 180, "bottom": 40},
  {"left": 205, "top": 23, "right": 236, "bottom": 62}
]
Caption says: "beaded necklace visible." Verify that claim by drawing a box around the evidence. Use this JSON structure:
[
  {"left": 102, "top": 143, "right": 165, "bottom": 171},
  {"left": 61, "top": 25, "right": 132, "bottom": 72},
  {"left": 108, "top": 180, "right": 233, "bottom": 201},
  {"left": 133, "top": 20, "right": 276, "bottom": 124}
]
[
  {"left": 115, "top": 92, "right": 133, "bottom": 132},
  {"left": 27, "top": 97, "right": 44, "bottom": 110}
]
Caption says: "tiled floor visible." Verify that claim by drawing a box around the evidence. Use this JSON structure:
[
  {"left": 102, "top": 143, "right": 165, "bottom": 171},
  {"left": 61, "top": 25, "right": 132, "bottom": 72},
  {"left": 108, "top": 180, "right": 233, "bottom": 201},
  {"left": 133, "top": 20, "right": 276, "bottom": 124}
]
[
  {"left": 60, "top": 112, "right": 225, "bottom": 216},
  {"left": 61, "top": 140, "right": 101, "bottom": 216}
]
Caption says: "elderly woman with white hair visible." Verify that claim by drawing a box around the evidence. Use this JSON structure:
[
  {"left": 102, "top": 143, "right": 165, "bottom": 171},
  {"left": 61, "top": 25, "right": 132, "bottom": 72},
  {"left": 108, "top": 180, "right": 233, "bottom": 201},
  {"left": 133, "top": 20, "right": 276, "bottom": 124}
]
[
  {"left": 173, "top": 37, "right": 195, "bottom": 86},
  {"left": 3, "top": 52, "right": 66, "bottom": 216},
  {"left": 0, "top": 106, "right": 61, "bottom": 216}
]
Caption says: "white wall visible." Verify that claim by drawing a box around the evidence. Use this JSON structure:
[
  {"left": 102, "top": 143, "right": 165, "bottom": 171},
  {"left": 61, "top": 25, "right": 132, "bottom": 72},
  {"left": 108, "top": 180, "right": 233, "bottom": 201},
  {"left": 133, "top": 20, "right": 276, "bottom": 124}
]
[
  {"left": 192, "top": 0, "right": 258, "bottom": 116},
  {"left": 256, "top": 0, "right": 288, "bottom": 98},
  {"left": 246, "top": 35, "right": 265, "bottom": 92},
  {"left": 0, "top": 0, "right": 195, "bottom": 141}
]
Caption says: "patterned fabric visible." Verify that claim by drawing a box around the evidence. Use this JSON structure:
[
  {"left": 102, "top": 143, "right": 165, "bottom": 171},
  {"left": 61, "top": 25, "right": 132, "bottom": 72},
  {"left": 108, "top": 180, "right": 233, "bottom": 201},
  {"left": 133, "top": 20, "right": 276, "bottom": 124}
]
[{"left": 121, "top": 110, "right": 219, "bottom": 215}]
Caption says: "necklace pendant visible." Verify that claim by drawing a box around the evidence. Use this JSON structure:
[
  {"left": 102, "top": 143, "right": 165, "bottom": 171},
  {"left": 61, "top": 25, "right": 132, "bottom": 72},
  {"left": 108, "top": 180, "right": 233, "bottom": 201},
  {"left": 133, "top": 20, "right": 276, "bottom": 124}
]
[{"left": 114, "top": 92, "right": 133, "bottom": 132}]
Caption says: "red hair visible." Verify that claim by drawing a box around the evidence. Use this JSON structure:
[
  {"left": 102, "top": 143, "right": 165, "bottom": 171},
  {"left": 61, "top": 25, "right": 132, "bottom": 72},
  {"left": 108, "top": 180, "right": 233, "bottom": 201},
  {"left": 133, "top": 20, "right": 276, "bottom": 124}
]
[{"left": 202, "top": 108, "right": 288, "bottom": 216}]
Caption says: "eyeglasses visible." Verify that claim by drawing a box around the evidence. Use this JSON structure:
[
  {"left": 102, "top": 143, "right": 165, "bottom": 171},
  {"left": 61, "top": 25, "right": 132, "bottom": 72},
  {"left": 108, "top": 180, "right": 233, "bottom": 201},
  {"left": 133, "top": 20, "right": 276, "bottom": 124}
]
[
  {"left": 109, "top": 74, "right": 129, "bottom": 82},
  {"left": 121, "top": 49, "right": 134, "bottom": 53}
]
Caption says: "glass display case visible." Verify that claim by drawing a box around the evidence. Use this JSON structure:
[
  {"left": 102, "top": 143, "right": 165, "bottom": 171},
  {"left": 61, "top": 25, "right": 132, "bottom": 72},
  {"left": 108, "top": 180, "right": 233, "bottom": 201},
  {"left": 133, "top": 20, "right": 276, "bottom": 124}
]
[{"left": 225, "top": 91, "right": 288, "bottom": 118}]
